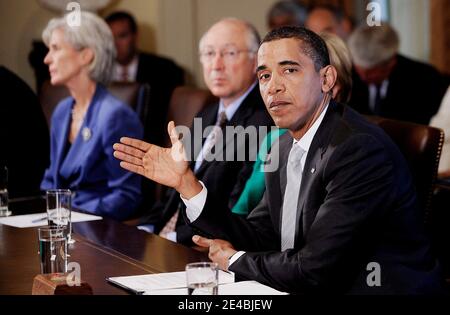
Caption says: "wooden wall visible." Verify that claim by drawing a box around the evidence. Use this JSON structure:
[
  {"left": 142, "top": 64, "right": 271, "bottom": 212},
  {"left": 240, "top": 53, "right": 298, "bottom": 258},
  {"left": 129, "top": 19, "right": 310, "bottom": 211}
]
[{"left": 430, "top": 0, "right": 450, "bottom": 75}]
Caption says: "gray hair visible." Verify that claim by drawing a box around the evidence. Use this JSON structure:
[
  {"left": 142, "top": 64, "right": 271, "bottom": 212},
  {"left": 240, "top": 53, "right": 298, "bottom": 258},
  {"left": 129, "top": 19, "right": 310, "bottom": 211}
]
[
  {"left": 348, "top": 24, "right": 399, "bottom": 69},
  {"left": 42, "top": 11, "right": 116, "bottom": 85},
  {"left": 199, "top": 17, "right": 261, "bottom": 55}
]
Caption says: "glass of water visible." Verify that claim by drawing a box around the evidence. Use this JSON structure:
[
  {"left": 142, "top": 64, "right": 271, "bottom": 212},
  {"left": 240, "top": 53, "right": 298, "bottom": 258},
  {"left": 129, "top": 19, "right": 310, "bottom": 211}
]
[
  {"left": 38, "top": 226, "right": 68, "bottom": 274},
  {"left": 0, "top": 166, "right": 11, "bottom": 217},
  {"left": 185, "top": 262, "right": 219, "bottom": 295},
  {"left": 46, "top": 189, "right": 73, "bottom": 244}
]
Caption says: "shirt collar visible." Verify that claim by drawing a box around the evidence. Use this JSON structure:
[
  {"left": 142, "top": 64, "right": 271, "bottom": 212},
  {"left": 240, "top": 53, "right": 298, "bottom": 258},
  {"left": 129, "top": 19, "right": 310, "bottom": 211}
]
[
  {"left": 293, "top": 102, "right": 329, "bottom": 153},
  {"left": 218, "top": 82, "right": 257, "bottom": 121}
]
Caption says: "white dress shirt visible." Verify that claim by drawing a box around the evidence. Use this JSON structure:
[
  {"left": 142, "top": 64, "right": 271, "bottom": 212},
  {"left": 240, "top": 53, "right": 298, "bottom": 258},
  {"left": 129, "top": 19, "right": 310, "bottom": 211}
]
[
  {"left": 182, "top": 103, "right": 330, "bottom": 266},
  {"left": 112, "top": 55, "right": 139, "bottom": 82}
]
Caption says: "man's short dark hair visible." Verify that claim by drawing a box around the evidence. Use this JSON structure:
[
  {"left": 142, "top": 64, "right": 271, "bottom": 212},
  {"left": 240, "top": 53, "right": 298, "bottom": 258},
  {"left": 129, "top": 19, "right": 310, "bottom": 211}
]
[
  {"left": 261, "top": 26, "right": 330, "bottom": 72},
  {"left": 307, "top": 4, "right": 345, "bottom": 22},
  {"left": 105, "top": 11, "right": 138, "bottom": 34}
]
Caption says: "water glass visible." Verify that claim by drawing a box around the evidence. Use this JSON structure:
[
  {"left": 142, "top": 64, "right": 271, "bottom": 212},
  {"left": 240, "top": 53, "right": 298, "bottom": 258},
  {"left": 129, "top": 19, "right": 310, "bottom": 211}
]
[
  {"left": 0, "top": 166, "right": 11, "bottom": 217},
  {"left": 186, "top": 262, "right": 219, "bottom": 295},
  {"left": 38, "top": 226, "right": 68, "bottom": 274},
  {"left": 46, "top": 189, "right": 73, "bottom": 243}
]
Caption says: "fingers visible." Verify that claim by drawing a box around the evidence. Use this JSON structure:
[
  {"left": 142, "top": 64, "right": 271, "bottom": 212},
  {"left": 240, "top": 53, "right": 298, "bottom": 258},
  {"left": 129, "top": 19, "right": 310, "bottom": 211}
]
[
  {"left": 120, "top": 137, "right": 152, "bottom": 152},
  {"left": 192, "top": 235, "right": 213, "bottom": 248},
  {"left": 167, "top": 121, "right": 179, "bottom": 146},
  {"left": 113, "top": 150, "right": 143, "bottom": 166},
  {"left": 118, "top": 161, "right": 146, "bottom": 177},
  {"left": 113, "top": 142, "right": 146, "bottom": 157}
]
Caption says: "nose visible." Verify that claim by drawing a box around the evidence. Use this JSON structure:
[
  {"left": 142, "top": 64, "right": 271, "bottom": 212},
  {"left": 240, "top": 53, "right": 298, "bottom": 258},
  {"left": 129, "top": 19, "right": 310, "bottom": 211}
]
[
  {"left": 211, "top": 52, "right": 225, "bottom": 70},
  {"left": 267, "top": 74, "right": 284, "bottom": 95},
  {"left": 43, "top": 51, "right": 52, "bottom": 65}
]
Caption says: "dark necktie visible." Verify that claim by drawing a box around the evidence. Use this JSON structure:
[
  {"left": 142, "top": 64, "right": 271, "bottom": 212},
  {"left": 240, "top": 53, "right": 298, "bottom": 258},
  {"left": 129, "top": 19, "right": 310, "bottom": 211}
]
[{"left": 373, "top": 84, "right": 382, "bottom": 115}]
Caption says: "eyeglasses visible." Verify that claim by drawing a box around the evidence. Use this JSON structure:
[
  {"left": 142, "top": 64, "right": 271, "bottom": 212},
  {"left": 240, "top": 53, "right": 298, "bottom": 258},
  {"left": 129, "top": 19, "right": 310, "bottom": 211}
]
[{"left": 199, "top": 49, "right": 255, "bottom": 63}]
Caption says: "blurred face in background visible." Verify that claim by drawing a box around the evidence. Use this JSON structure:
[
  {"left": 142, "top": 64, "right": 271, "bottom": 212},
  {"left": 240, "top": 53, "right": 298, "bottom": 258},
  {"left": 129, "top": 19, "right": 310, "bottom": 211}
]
[
  {"left": 44, "top": 28, "right": 92, "bottom": 86},
  {"left": 306, "top": 8, "right": 346, "bottom": 39},
  {"left": 108, "top": 19, "right": 137, "bottom": 65},
  {"left": 354, "top": 57, "right": 397, "bottom": 85},
  {"left": 199, "top": 20, "right": 257, "bottom": 106}
]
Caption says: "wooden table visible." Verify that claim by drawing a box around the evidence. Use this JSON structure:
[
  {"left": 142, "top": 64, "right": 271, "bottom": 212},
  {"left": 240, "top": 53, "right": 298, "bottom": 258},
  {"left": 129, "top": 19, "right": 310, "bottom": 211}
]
[{"left": 0, "top": 197, "right": 208, "bottom": 294}]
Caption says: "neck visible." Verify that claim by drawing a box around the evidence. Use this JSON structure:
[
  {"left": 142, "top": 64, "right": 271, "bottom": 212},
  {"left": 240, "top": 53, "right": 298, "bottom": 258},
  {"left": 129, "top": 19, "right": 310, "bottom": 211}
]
[
  {"left": 291, "top": 93, "right": 330, "bottom": 141},
  {"left": 221, "top": 83, "right": 254, "bottom": 107},
  {"left": 67, "top": 76, "right": 97, "bottom": 110}
]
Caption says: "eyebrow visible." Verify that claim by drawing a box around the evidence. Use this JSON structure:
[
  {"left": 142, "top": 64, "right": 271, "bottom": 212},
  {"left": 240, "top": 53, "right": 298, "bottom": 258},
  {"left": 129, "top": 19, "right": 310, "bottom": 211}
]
[
  {"left": 279, "top": 60, "right": 301, "bottom": 67},
  {"left": 256, "top": 60, "right": 301, "bottom": 73}
]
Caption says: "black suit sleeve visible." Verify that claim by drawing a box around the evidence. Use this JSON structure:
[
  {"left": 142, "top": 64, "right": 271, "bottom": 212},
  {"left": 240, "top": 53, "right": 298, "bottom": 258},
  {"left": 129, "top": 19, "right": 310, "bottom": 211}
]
[{"left": 189, "top": 134, "right": 401, "bottom": 293}]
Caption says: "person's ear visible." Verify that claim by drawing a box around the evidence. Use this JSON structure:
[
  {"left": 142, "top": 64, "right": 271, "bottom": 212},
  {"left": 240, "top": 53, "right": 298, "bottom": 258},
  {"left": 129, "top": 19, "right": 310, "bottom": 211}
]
[
  {"left": 80, "top": 48, "right": 94, "bottom": 66},
  {"left": 320, "top": 65, "right": 337, "bottom": 94}
]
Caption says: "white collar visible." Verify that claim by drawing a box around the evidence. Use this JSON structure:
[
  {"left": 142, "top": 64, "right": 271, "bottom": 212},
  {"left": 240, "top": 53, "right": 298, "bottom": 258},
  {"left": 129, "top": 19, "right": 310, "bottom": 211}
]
[
  {"left": 218, "top": 82, "right": 257, "bottom": 121},
  {"left": 293, "top": 102, "right": 329, "bottom": 154}
]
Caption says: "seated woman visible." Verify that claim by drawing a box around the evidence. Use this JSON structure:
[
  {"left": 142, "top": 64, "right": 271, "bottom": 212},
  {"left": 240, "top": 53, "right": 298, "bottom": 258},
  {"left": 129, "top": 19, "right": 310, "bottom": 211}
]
[
  {"left": 232, "top": 32, "right": 353, "bottom": 215},
  {"left": 41, "top": 12, "right": 143, "bottom": 220}
]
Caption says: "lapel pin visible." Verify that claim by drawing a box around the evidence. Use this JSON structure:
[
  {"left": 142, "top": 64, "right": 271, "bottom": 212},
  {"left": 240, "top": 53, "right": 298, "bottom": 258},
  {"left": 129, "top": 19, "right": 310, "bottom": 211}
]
[
  {"left": 310, "top": 167, "right": 316, "bottom": 174},
  {"left": 82, "top": 127, "right": 92, "bottom": 142}
]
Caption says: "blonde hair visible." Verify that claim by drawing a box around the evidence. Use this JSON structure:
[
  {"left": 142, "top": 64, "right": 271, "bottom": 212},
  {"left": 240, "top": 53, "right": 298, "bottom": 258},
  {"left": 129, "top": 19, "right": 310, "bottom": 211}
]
[
  {"left": 42, "top": 11, "right": 116, "bottom": 85},
  {"left": 320, "top": 32, "right": 353, "bottom": 103}
]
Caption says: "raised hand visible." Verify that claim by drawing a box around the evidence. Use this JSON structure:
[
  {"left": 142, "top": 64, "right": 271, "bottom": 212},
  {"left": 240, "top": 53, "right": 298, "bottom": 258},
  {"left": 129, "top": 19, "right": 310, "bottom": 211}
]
[{"left": 113, "top": 121, "right": 190, "bottom": 191}]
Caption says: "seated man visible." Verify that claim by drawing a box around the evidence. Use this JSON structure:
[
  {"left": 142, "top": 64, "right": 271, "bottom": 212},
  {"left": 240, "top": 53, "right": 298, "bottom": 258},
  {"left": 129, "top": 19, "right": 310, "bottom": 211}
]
[
  {"left": 133, "top": 18, "right": 273, "bottom": 244},
  {"left": 0, "top": 66, "right": 49, "bottom": 198},
  {"left": 114, "top": 26, "right": 443, "bottom": 294},
  {"left": 348, "top": 24, "right": 446, "bottom": 125}
]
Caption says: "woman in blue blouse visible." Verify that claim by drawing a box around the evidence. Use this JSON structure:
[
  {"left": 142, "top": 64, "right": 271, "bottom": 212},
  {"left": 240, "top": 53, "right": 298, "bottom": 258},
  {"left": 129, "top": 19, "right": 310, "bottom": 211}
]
[{"left": 40, "top": 12, "right": 143, "bottom": 220}]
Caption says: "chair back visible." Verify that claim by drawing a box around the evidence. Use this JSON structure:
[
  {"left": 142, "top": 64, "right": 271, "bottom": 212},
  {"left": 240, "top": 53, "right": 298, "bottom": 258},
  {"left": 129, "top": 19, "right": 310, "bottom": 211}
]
[
  {"left": 38, "top": 80, "right": 150, "bottom": 127},
  {"left": 167, "top": 86, "right": 218, "bottom": 128},
  {"left": 366, "top": 116, "right": 444, "bottom": 224}
]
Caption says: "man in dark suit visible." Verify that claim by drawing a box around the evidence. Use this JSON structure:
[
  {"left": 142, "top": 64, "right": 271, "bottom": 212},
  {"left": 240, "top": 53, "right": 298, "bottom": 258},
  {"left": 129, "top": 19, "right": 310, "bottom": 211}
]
[
  {"left": 114, "top": 26, "right": 443, "bottom": 294},
  {"left": 0, "top": 66, "right": 49, "bottom": 198},
  {"left": 121, "top": 18, "right": 273, "bottom": 245},
  {"left": 105, "top": 11, "right": 185, "bottom": 145},
  {"left": 348, "top": 24, "right": 446, "bottom": 125}
]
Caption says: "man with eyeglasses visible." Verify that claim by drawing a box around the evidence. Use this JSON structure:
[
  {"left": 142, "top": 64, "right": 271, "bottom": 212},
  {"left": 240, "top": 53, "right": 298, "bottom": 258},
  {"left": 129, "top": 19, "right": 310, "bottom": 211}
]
[{"left": 135, "top": 18, "right": 273, "bottom": 245}]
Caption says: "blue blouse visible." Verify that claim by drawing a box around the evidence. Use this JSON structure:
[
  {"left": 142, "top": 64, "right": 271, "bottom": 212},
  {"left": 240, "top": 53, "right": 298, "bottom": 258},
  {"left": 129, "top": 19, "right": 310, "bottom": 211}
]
[{"left": 41, "top": 84, "right": 143, "bottom": 220}]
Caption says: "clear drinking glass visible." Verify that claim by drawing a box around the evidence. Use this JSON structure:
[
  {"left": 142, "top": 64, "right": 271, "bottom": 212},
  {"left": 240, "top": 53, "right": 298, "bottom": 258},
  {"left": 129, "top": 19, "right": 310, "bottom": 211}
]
[
  {"left": 46, "top": 189, "right": 73, "bottom": 244},
  {"left": 185, "top": 262, "right": 219, "bottom": 295},
  {"left": 38, "top": 226, "right": 68, "bottom": 274},
  {"left": 0, "top": 166, "right": 11, "bottom": 217}
]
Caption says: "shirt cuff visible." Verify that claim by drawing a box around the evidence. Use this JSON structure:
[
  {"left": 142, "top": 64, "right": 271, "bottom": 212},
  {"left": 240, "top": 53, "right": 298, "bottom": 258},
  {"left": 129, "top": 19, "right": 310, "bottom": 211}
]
[
  {"left": 228, "top": 251, "right": 246, "bottom": 267},
  {"left": 180, "top": 181, "right": 207, "bottom": 223}
]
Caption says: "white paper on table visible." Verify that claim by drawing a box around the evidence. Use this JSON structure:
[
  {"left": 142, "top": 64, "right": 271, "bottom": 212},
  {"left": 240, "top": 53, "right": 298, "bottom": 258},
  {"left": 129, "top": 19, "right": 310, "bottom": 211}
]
[
  {"left": 0, "top": 211, "right": 102, "bottom": 228},
  {"left": 108, "top": 270, "right": 235, "bottom": 294},
  {"left": 218, "top": 281, "right": 287, "bottom": 295},
  {"left": 144, "top": 280, "right": 287, "bottom": 295}
]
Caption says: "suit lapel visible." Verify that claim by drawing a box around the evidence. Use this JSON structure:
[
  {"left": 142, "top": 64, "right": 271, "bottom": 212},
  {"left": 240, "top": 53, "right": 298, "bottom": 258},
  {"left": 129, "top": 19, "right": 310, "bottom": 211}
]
[
  {"left": 194, "top": 85, "right": 259, "bottom": 175},
  {"left": 59, "top": 85, "right": 103, "bottom": 183},
  {"left": 297, "top": 101, "right": 343, "bottom": 239}
]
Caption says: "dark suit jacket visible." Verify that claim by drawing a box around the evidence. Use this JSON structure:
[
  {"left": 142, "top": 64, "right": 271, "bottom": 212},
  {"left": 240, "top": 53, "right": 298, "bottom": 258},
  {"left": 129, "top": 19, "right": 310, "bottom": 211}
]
[
  {"left": 136, "top": 52, "right": 185, "bottom": 146},
  {"left": 146, "top": 85, "right": 274, "bottom": 244},
  {"left": 187, "top": 101, "right": 443, "bottom": 294},
  {"left": 349, "top": 54, "right": 446, "bottom": 125},
  {"left": 0, "top": 66, "right": 49, "bottom": 198}
]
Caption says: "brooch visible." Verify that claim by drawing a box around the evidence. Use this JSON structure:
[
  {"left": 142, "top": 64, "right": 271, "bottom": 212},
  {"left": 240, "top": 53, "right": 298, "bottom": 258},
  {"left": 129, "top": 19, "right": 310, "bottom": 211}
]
[{"left": 81, "top": 127, "right": 92, "bottom": 142}]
